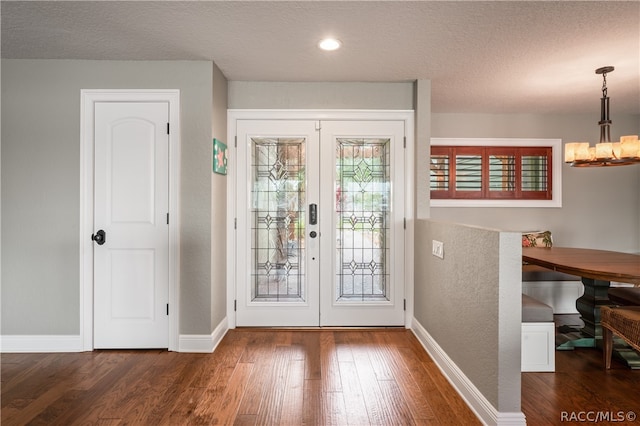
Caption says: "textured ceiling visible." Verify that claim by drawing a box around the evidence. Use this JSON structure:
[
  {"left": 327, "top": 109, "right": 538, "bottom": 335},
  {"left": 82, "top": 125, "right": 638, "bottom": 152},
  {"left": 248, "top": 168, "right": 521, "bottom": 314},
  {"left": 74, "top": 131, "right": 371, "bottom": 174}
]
[{"left": 2, "top": 1, "right": 639, "bottom": 114}]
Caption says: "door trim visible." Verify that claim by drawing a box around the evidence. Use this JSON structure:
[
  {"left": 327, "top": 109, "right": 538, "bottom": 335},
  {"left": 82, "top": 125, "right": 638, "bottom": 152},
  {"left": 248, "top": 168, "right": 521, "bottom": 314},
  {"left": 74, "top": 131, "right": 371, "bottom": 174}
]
[
  {"left": 226, "top": 109, "right": 414, "bottom": 328},
  {"left": 80, "top": 90, "right": 181, "bottom": 351}
]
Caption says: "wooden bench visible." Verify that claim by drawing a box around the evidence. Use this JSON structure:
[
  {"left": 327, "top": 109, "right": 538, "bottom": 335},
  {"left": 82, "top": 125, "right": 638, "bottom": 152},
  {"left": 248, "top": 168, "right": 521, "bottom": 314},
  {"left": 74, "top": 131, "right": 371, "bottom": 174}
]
[
  {"left": 522, "top": 264, "right": 582, "bottom": 314},
  {"left": 522, "top": 293, "right": 555, "bottom": 372},
  {"left": 601, "top": 306, "right": 640, "bottom": 369}
]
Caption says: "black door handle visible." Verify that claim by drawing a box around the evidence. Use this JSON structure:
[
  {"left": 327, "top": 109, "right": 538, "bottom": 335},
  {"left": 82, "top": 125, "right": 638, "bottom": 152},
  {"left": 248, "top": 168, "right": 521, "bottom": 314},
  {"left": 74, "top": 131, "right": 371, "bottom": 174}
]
[
  {"left": 92, "top": 229, "right": 106, "bottom": 245},
  {"left": 309, "top": 204, "right": 317, "bottom": 225}
]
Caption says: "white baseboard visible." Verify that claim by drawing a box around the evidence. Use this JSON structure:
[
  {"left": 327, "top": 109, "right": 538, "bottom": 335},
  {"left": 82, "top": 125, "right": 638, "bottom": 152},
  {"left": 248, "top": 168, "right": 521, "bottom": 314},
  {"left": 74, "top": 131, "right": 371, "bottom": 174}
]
[
  {"left": 2, "top": 318, "right": 230, "bottom": 354},
  {"left": 1, "top": 335, "right": 84, "bottom": 352},
  {"left": 411, "top": 318, "right": 526, "bottom": 426},
  {"left": 178, "top": 316, "right": 229, "bottom": 353}
]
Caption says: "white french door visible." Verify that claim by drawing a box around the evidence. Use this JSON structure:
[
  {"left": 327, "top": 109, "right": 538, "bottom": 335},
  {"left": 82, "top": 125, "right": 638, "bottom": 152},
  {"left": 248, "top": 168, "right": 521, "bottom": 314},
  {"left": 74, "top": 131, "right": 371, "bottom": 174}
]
[
  {"left": 319, "top": 120, "right": 405, "bottom": 326},
  {"left": 235, "top": 118, "right": 405, "bottom": 327}
]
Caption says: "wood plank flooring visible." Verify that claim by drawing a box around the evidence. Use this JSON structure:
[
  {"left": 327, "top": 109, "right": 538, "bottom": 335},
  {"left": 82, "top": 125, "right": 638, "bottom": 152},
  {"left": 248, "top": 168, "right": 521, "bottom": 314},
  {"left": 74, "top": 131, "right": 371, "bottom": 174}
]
[
  {"left": 3, "top": 327, "right": 639, "bottom": 425},
  {"left": 522, "top": 346, "right": 640, "bottom": 425},
  {"left": 1, "top": 329, "right": 480, "bottom": 425}
]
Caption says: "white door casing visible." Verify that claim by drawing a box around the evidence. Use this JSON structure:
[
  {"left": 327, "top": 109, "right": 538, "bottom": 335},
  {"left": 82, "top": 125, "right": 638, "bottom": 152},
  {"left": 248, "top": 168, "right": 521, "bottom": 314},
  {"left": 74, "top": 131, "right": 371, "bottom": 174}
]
[
  {"left": 231, "top": 112, "right": 412, "bottom": 327},
  {"left": 80, "top": 90, "right": 180, "bottom": 351}
]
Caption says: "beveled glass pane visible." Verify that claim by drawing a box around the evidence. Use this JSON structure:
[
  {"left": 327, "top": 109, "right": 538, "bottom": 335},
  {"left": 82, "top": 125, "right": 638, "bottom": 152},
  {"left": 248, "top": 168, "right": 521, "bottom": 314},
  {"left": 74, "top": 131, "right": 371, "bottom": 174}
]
[
  {"left": 336, "top": 139, "right": 390, "bottom": 302},
  {"left": 489, "top": 155, "right": 516, "bottom": 191},
  {"left": 522, "top": 155, "right": 548, "bottom": 191},
  {"left": 455, "top": 155, "right": 482, "bottom": 191},
  {"left": 430, "top": 155, "right": 449, "bottom": 190},
  {"left": 251, "top": 138, "right": 305, "bottom": 302}
]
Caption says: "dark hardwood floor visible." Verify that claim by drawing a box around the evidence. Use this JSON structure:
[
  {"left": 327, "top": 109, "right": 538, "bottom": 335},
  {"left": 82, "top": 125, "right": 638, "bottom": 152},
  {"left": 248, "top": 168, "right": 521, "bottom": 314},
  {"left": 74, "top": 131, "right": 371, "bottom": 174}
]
[
  {"left": 2, "top": 326, "right": 639, "bottom": 425},
  {"left": 1, "top": 329, "right": 479, "bottom": 425},
  {"left": 522, "top": 315, "right": 640, "bottom": 425},
  {"left": 522, "top": 346, "right": 640, "bottom": 425}
]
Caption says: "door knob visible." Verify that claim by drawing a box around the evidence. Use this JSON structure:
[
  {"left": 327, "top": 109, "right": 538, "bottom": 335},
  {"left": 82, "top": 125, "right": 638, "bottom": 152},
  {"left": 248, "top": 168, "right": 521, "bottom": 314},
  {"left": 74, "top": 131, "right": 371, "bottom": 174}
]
[
  {"left": 309, "top": 231, "right": 317, "bottom": 238},
  {"left": 91, "top": 229, "right": 106, "bottom": 245}
]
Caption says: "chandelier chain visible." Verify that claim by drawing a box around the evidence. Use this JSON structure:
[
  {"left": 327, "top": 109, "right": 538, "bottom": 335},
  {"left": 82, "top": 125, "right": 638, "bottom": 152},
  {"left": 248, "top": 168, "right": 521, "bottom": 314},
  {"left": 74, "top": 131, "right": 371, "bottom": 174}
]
[{"left": 601, "top": 71, "right": 608, "bottom": 97}]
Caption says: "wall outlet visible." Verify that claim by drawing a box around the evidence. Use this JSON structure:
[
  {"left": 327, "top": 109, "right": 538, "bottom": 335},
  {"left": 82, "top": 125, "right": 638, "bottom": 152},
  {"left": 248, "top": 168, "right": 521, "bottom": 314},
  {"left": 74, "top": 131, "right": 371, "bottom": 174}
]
[{"left": 432, "top": 240, "right": 444, "bottom": 259}]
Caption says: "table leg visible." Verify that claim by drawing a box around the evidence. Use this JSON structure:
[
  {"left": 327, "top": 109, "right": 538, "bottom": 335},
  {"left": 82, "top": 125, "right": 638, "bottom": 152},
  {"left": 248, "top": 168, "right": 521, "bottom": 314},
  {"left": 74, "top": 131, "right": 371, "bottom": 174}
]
[
  {"left": 556, "top": 278, "right": 609, "bottom": 350},
  {"left": 576, "top": 278, "right": 611, "bottom": 339}
]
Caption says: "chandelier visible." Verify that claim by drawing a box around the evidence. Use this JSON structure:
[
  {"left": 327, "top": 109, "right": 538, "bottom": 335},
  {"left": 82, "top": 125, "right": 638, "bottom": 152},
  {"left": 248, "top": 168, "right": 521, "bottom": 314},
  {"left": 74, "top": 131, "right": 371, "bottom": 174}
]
[{"left": 564, "top": 66, "right": 640, "bottom": 167}]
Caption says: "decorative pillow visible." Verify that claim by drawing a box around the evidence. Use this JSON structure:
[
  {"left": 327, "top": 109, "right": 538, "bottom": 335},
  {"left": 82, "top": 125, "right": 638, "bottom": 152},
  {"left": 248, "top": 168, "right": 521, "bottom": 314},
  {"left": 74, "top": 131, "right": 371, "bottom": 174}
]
[{"left": 522, "top": 230, "right": 553, "bottom": 248}]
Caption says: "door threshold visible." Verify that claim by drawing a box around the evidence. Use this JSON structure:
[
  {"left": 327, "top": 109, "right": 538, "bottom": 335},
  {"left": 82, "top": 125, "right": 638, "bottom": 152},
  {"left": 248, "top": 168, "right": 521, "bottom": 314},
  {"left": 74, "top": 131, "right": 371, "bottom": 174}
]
[{"left": 234, "top": 326, "right": 406, "bottom": 331}]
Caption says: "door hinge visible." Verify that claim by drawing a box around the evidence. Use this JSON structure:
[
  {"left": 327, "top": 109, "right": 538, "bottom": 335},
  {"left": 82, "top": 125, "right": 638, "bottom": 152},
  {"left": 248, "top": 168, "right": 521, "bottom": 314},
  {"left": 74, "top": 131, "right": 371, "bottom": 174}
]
[
  {"left": 403, "top": 299, "right": 406, "bottom": 311},
  {"left": 234, "top": 136, "right": 237, "bottom": 148},
  {"left": 166, "top": 213, "right": 169, "bottom": 225},
  {"left": 234, "top": 218, "right": 237, "bottom": 230},
  {"left": 403, "top": 136, "right": 406, "bottom": 148},
  {"left": 167, "top": 123, "right": 170, "bottom": 135},
  {"left": 234, "top": 300, "right": 237, "bottom": 311},
  {"left": 315, "top": 121, "right": 321, "bottom": 131},
  {"left": 404, "top": 218, "right": 406, "bottom": 230},
  {"left": 166, "top": 304, "right": 169, "bottom": 315}
]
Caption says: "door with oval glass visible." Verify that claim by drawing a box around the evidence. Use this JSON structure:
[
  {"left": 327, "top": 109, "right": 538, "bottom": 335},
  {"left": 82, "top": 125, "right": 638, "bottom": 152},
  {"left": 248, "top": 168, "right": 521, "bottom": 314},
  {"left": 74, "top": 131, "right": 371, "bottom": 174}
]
[{"left": 235, "top": 119, "right": 405, "bottom": 326}]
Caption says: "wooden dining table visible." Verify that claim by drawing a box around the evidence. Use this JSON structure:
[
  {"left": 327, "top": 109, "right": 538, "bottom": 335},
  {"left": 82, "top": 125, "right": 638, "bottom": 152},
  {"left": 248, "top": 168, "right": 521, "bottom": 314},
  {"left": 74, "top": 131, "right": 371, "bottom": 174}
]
[{"left": 522, "top": 246, "right": 640, "bottom": 368}]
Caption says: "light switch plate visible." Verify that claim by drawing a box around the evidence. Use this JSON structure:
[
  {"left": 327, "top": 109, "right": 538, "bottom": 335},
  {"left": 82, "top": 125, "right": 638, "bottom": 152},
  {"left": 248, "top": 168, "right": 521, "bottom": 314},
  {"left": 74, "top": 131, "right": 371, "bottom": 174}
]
[{"left": 432, "top": 240, "right": 444, "bottom": 259}]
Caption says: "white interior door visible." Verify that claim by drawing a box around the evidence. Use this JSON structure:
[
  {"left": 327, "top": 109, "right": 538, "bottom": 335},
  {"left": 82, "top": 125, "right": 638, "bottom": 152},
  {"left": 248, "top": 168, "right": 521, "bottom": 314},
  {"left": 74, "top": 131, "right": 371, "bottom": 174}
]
[
  {"left": 235, "top": 119, "right": 405, "bottom": 327},
  {"left": 93, "top": 102, "right": 169, "bottom": 348}
]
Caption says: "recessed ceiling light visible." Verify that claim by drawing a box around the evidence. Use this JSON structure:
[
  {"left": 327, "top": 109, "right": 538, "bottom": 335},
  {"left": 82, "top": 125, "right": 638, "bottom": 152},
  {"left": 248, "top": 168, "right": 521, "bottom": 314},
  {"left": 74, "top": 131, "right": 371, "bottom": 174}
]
[{"left": 318, "top": 38, "right": 342, "bottom": 51}]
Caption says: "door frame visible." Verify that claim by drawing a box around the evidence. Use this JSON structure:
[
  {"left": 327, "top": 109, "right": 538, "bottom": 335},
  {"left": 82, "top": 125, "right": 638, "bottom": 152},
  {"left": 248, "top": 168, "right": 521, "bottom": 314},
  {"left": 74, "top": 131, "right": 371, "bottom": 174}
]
[
  {"left": 226, "top": 109, "right": 415, "bottom": 328},
  {"left": 80, "top": 90, "right": 181, "bottom": 351}
]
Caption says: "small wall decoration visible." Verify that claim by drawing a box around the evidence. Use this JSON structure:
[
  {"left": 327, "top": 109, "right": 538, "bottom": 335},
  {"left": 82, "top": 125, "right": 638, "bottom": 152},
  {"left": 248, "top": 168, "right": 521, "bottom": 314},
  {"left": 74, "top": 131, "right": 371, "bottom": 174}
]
[{"left": 213, "top": 138, "right": 228, "bottom": 175}]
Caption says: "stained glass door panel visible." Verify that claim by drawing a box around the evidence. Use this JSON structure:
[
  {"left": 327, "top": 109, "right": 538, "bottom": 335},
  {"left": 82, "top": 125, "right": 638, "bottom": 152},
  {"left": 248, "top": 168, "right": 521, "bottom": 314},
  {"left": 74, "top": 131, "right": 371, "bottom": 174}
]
[
  {"left": 335, "top": 138, "right": 390, "bottom": 302},
  {"left": 251, "top": 138, "right": 306, "bottom": 301}
]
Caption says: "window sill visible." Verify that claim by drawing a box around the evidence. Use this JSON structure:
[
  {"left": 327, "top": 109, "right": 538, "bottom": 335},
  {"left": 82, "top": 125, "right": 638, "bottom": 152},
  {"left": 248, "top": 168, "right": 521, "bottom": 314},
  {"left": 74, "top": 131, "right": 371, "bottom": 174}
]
[{"left": 430, "top": 198, "right": 561, "bottom": 208}]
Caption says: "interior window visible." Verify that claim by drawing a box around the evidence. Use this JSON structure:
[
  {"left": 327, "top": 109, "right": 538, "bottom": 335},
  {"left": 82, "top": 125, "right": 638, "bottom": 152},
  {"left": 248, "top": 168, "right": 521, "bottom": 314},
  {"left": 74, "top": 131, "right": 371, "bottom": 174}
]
[{"left": 430, "top": 139, "right": 561, "bottom": 208}]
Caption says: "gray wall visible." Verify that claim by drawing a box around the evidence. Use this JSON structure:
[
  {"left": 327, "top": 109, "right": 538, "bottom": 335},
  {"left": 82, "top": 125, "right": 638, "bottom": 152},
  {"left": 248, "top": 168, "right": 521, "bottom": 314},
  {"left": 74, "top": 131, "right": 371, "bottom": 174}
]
[
  {"left": 228, "top": 81, "right": 414, "bottom": 110},
  {"left": 1, "top": 59, "right": 215, "bottom": 335},
  {"left": 414, "top": 219, "right": 522, "bottom": 414},
  {"left": 211, "top": 62, "right": 228, "bottom": 330},
  {"left": 430, "top": 113, "right": 640, "bottom": 253},
  {"left": 414, "top": 80, "right": 431, "bottom": 218}
]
